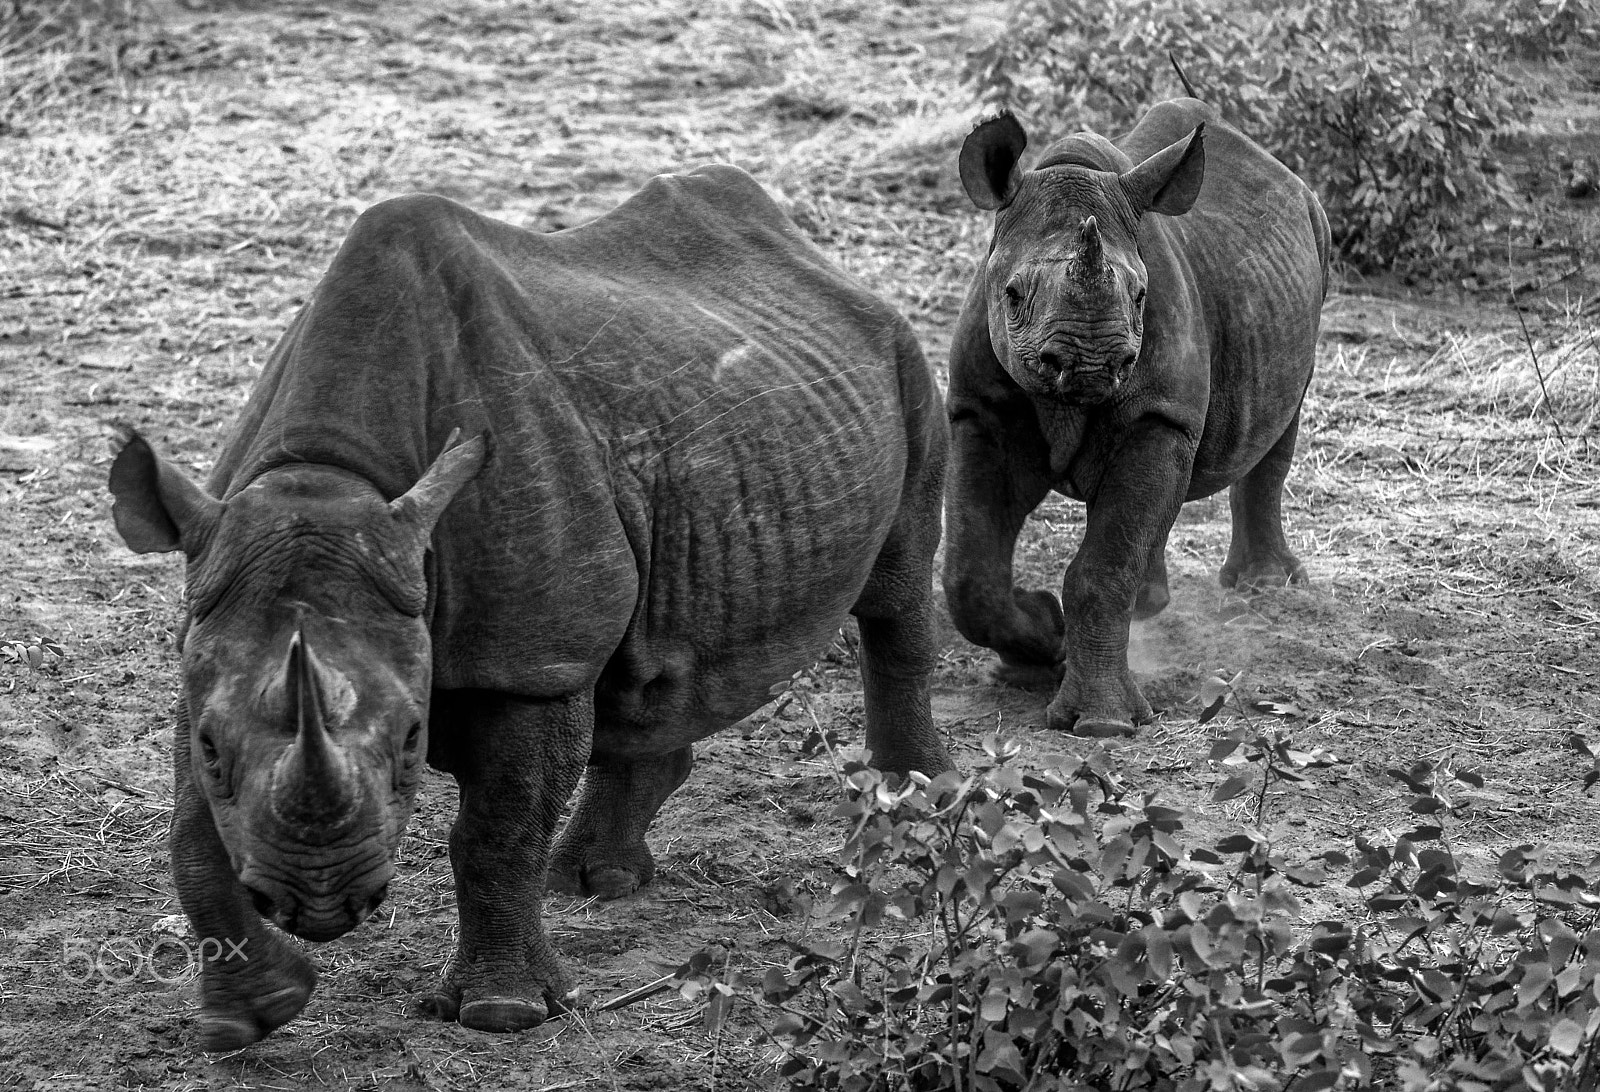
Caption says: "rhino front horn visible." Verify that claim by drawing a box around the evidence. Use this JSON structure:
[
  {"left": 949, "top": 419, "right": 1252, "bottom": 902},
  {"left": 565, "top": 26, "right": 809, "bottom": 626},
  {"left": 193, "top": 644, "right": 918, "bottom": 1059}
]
[{"left": 271, "top": 627, "right": 360, "bottom": 831}]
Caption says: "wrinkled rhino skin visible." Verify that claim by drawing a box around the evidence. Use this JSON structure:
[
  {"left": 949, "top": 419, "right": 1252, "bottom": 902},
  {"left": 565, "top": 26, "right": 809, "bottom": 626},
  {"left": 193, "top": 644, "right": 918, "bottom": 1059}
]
[
  {"left": 942, "top": 99, "right": 1330, "bottom": 737},
  {"left": 107, "top": 165, "right": 951, "bottom": 1048}
]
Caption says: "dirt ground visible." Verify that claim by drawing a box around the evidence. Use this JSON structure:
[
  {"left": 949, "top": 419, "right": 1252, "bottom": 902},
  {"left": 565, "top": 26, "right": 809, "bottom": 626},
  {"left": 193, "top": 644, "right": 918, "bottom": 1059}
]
[{"left": 3, "top": 1, "right": 1599, "bottom": 1088}]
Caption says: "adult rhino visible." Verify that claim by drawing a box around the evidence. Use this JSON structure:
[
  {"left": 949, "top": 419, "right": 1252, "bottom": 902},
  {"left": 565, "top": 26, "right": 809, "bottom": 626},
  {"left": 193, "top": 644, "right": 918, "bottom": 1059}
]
[
  {"left": 108, "top": 166, "right": 950, "bottom": 1049},
  {"left": 942, "top": 99, "right": 1329, "bottom": 736}
]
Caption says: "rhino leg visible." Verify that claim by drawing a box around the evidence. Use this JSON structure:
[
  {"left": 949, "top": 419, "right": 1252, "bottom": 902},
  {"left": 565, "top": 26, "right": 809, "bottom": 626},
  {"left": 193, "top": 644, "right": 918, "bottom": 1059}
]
[
  {"left": 417, "top": 689, "right": 589, "bottom": 1032},
  {"left": 942, "top": 411, "right": 1063, "bottom": 678},
  {"left": 1220, "top": 412, "right": 1308, "bottom": 591},
  {"left": 169, "top": 704, "right": 318, "bottom": 1052},
  {"left": 852, "top": 439, "right": 953, "bottom": 776},
  {"left": 547, "top": 746, "right": 694, "bottom": 899},
  {"left": 1045, "top": 431, "right": 1188, "bottom": 737},
  {"left": 1132, "top": 539, "right": 1171, "bottom": 621}
]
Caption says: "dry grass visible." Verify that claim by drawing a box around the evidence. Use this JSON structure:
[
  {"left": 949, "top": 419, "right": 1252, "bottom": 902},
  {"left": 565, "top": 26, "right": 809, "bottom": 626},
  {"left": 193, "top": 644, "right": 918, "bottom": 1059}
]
[{"left": 1, "top": 0, "right": 154, "bottom": 134}]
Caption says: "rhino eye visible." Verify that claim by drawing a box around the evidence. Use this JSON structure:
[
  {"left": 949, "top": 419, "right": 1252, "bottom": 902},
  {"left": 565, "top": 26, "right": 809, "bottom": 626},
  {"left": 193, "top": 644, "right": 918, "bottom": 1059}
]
[
  {"left": 197, "top": 731, "right": 223, "bottom": 781},
  {"left": 1002, "top": 283, "right": 1022, "bottom": 309},
  {"left": 403, "top": 721, "right": 423, "bottom": 753},
  {"left": 1134, "top": 286, "right": 1147, "bottom": 306}
]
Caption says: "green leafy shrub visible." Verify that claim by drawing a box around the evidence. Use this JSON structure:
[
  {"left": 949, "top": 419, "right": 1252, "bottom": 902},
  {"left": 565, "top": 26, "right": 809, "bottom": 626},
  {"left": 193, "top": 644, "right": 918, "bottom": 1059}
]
[
  {"left": 963, "top": 0, "right": 1542, "bottom": 274},
  {"left": 680, "top": 723, "right": 1600, "bottom": 1090},
  {"left": 1487, "top": 0, "right": 1600, "bottom": 57}
]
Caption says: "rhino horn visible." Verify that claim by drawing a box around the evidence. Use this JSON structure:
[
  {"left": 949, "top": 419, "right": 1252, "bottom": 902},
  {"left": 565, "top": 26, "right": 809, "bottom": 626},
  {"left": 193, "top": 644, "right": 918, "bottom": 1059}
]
[
  {"left": 390, "top": 430, "right": 488, "bottom": 541},
  {"left": 1075, "top": 216, "right": 1105, "bottom": 279},
  {"left": 272, "top": 626, "right": 359, "bottom": 828}
]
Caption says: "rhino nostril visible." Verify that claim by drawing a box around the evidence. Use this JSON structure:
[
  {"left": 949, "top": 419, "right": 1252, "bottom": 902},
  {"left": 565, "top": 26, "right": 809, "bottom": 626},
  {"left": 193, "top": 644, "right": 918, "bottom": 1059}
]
[
  {"left": 1119, "top": 350, "right": 1138, "bottom": 373},
  {"left": 365, "top": 882, "right": 389, "bottom": 915},
  {"left": 1038, "top": 349, "right": 1065, "bottom": 374}
]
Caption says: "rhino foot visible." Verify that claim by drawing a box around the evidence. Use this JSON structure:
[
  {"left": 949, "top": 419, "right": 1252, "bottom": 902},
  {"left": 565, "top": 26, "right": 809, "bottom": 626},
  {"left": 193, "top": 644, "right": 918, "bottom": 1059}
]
[
  {"left": 1219, "top": 555, "right": 1306, "bottom": 592},
  {"left": 196, "top": 940, "right": 317, "bottom": 1051},
  {"left": 546, "top": 845, "right": 654, "bottom": 900},
  {"left": 1045, "top": 706, "right": 1139, "bottom": 738},
  {"left": 416, "top": 957, "right": 574, "bottom": 1032},
  {"left": 1043, "top": 661, "right": 1153, "bottom": 738}
]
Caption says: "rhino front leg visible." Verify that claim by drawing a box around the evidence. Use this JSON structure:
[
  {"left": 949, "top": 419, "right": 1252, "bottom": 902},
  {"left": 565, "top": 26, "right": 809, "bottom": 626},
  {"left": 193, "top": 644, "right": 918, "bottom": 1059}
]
[
  {"left": 547, "top": 746, "right": 693, "bottom": 900},
  {"left": 1221, "top": 411, "right": 1307, "bottom": 591},
  {"left": 942, "top": 414, "right": 1063, "bottom": 682},
  {"left": 419, "top": 689, "right": 589, "bottom": 1032},
  {"left": 169, "top": 704, "right": 317, "bottom": 1052},
  {"left": 1047, "top": 432, "right": 1189, "bottom": 737}
]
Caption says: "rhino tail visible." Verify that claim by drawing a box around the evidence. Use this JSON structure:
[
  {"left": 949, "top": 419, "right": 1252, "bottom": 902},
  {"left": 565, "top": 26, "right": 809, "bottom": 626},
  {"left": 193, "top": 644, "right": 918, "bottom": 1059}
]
[
  {"left": 1307, "top": 187, "right": 1333, "bottom": 302},
  {"left": 1168, "top": 51, "right": 1199, "bottom": 101}
]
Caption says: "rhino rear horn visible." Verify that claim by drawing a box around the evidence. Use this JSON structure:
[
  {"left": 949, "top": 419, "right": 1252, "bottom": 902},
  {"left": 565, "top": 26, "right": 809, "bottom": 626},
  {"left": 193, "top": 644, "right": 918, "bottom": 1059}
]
[
  {"left": 1076, "top": 216, "right": 1105, "bottom": 275},
  {"left": 1121, "top": 123, "right": 1206, "bottom": 217},
  {"left": 389, "top": 430, "right": 488, "bottom": 537},
  {"left": 108, "top": 425, "right": 223, "bottom": 554},
  {"left": 959, "top": 112, "right": 1028, "bottom": 211}
]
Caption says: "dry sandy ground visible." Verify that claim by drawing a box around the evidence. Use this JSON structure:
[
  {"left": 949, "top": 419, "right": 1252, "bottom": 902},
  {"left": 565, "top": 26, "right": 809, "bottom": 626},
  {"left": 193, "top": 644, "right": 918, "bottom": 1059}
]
[{"left": 2, "top": 1, "right": 1598, "bottom": 1088}]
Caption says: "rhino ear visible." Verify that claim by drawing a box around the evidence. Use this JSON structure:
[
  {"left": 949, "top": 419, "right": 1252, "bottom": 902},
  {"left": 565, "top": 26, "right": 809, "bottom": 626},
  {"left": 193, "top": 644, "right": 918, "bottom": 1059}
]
[
  {"left": 1122, "top": 123, "right": 1206, "bottom": 217},
  {"left": 108, "top": 426, "right": 223, "bottom": 554},
  {"left": 390, "top": 430, "right": 487, "bottom": 537},
  {"left": 959, "top": 112, "right": 1028, "bottom": 211}
]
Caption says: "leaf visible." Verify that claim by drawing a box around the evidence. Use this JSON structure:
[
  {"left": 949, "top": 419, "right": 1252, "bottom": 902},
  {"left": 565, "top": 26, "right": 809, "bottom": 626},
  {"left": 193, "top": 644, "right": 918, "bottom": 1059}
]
[
  {"left": 1209, "top": 738, "right": 1243, "bottom": 761},
  {"left": 1295, "top": 1070, "right": 1340, "bottom": 1092},
  {"left": 1197, "top": 694, "right": 1227, "bottom": 725},
  {"left": 1548, "top": 1018, "right": 1585, "bottom": 1056},
  {"left": 1213, "top": 774, "right": 1254, "bottom": 803},
  {"left": 1214, "top": 833, "right": 1259, "bottom": 854}
]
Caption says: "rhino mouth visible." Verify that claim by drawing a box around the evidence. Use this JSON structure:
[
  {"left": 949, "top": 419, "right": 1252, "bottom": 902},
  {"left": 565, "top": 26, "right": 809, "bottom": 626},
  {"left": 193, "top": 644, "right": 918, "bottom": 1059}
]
[
  {"left": 1012, "top": 355, "right": 1121, "bottom": 404},
  {"left": 240, "top": 856, "right": 394, "bottom": 942}
]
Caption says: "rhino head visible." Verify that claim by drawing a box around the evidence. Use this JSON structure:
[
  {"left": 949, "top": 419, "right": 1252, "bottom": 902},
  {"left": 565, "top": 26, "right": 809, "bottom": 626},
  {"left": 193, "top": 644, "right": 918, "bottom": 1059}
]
[
  {"left": 959, "top": 112, "right": 1206, "bottom": 404},
  {"left": 109, "top": 429, "right": 485, "bottom": 942}
]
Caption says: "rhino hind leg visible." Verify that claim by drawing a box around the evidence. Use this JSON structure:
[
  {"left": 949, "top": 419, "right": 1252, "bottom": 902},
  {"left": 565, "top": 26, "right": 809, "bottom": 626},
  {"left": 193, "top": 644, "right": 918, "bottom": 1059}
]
[
  {"left": 852, "top": 456, "right": 954, "bottom": 776},
  {"left": 547, "top": 746, "right": 694, "bottom": 899},
  {"left": 1220, "top": 412, "right": 1307, "bottom": 592},
  {"left": 1132, "top": 540, "right": 1171, "bottom": 620}
]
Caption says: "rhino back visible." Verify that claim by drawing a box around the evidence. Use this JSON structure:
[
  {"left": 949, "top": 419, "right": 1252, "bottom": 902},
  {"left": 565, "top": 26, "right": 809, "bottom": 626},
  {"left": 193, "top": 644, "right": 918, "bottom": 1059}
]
[
  {"left": 213, "top": 171, "right": 933, "bottom": 717},
  {"left": 551, "top": 167, "right": 937, "bottom": 744},
  {"left": 1121, "top": 100, "right": 1329, "bottom": 493}
]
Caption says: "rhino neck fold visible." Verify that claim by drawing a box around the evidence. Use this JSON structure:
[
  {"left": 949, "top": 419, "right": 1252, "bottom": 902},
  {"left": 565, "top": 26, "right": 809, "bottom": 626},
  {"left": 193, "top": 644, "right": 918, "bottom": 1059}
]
[{"left": 271, "top": 626, "right": 363, "bottom": 833}]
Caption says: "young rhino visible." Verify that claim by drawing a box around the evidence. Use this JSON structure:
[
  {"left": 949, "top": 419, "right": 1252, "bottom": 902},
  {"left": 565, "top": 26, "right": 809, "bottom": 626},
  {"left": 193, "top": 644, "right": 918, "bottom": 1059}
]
[
  {"left": 943, "top": 99, "right": 1330, "bottom": 736},
  {"left": 108, "top": 165, "right": 950, "bottom": 1049}
]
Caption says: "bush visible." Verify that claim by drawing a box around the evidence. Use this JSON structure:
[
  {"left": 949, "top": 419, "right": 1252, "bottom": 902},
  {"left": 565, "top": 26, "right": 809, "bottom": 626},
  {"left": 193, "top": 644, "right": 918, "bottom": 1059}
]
[
  {"left": 961, "top": 0, "right": 1568, "bottom": 275},
  {"left": 1488, "top": 0, "right": 1600, "bottom": 58},
  {"left": 679, "top": 717, "right": 1600, "bottom": 1090}
]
